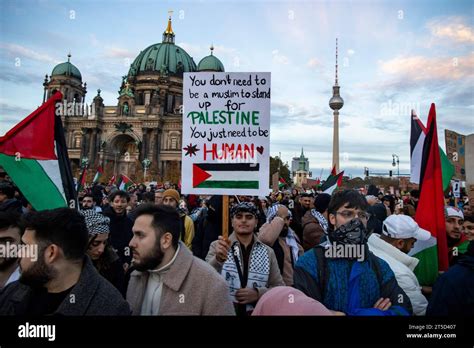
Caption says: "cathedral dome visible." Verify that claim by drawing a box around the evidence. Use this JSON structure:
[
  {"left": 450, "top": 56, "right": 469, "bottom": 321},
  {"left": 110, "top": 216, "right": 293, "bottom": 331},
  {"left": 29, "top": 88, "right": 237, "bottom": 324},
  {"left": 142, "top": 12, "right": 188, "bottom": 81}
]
[
  {"left": 51, "top": 54, "right": 82, "bottom": 80},
  {"left": 197, "top": 46, "right": 225, "bottom": 72},
  {"left": 128, "top": 17, "right": 197, "bottom": 77}
]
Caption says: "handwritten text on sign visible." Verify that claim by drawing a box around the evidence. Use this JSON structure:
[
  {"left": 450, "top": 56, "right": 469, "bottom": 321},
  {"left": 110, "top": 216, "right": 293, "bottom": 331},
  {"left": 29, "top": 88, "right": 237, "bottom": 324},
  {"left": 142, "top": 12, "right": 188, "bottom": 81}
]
[{"left": 181, "top": 72, "right": 270, "bottom": 195}]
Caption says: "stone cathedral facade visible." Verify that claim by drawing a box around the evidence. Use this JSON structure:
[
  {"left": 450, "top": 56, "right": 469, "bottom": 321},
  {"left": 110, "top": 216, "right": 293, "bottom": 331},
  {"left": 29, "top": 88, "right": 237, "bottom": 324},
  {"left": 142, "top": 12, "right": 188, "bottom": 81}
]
[{"left": 42, "top": 16, "right": 225, "bottom": 183}]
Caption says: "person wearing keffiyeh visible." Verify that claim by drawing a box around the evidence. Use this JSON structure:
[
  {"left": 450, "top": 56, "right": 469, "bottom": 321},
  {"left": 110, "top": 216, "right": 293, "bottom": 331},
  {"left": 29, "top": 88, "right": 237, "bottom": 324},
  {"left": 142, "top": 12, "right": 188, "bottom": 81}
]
[
  {"left": 258, "top": 204, "right": 304, "bottom": 286},
  {"left": 301, "top": 193, "right": 331, "bottom": 251}
]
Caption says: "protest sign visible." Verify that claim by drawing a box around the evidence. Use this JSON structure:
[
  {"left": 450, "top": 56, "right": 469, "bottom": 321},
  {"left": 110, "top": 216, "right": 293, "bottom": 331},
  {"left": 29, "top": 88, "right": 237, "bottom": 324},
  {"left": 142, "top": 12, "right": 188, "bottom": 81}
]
[{"left": 181, "top": 72, "right": 270, "bottom": 195}]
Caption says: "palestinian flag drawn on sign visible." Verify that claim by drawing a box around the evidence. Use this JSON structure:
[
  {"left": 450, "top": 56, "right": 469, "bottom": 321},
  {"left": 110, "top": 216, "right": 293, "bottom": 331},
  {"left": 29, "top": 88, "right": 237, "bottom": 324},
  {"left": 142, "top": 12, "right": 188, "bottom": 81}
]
[
  {"left": 193, "top": 163, "right": 260, "bottom": 189},
  {"left": 0, "top": 92, "right": 77, "bottom": 210},
  {"left": 410, "top": 104, "right": 449, "bottom": 286},
  {"left": 93, "top": 165, "right": 103, "bottom": 183},
  {"left": 410, "top": 110, "right": 454, "bottom": 190},
  {"left": 118, "top": 174, "right": 134, "bottom": 190}
]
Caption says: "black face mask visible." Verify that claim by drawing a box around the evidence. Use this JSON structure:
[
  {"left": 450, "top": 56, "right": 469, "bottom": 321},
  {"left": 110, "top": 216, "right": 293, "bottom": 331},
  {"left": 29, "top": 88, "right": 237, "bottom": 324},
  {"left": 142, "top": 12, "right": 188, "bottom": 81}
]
[{"left": 329, "top": 218, "right": 369, "bottom": 246}]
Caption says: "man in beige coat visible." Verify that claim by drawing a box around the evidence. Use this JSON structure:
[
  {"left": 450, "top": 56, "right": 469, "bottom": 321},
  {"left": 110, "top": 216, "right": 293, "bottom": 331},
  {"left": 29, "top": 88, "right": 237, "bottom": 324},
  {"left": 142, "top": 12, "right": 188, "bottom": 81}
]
[
  {"left": 206, "top": 202, "right": 284, "bottom": 316},
  {"left": 126, "top": 204, "right": 234, "bottom": 315}
]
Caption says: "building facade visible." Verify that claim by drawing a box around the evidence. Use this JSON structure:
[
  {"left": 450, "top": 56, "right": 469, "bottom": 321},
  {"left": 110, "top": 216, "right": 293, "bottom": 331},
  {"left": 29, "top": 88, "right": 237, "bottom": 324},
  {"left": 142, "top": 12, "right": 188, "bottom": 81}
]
[
  {"left": 291, "top": 148, "right": 310, "bottom": 187},
  {"left": 43, "top": 17, "right": 225, "bottom": 183}
]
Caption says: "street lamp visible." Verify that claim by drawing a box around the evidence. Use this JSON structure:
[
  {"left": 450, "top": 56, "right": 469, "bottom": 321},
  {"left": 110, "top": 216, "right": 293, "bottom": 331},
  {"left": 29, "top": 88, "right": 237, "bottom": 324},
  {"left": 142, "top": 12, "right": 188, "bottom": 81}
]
[
  {"left": 142, "top": 158, "right": 151, "bottom": 182},
  {"left": 392, "top": 154, "right": 400, "bottom": 180}
]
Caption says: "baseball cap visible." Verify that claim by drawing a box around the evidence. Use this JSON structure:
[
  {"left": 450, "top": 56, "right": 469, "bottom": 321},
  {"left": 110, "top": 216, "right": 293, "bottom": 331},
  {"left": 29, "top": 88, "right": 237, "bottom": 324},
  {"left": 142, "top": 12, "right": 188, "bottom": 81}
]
[
  {"left": 382, "top": 215, "right": 431, "bottom": 241},
  {"left": 445, "top": 206, "right": 464, "bottom": 220}
]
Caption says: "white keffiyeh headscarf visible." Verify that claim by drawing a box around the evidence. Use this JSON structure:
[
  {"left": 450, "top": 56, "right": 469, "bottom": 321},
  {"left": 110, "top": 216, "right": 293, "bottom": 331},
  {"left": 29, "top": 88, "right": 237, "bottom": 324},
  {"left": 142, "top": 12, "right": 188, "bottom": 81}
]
[
  {"left": 310, "top": 209, "right": 329, "bottom": 234},
  {"left": 266, "top": 204, "right": 299, "bottom": 262}
]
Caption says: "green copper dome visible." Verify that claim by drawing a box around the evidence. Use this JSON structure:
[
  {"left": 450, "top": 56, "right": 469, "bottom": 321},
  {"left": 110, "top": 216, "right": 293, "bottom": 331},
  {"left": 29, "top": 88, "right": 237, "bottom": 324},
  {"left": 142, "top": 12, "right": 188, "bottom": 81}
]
[
  {"left": 51, "top": 54, "right": 82, "bottom": 80},
  {"left": 128, "top": 17, "right": 197, "bottom": 77},
  {"left": 197, "top": 47, "right": 225, "bottom": 72}
]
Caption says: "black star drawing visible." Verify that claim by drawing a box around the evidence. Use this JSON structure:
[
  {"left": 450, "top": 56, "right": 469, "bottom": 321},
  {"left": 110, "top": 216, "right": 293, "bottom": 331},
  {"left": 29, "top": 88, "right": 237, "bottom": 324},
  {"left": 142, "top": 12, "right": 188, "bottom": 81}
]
[{"left": 183, "top": 143, "right": 200, "bottom": 157}]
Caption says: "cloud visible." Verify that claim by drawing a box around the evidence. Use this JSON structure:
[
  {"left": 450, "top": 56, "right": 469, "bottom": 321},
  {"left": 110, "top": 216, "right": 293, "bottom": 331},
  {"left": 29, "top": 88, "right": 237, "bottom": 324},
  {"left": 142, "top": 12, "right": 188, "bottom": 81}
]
[
  {"left": 272, "top": 50, "right": 289, "bottom": 65},
  {"left": 427, "top": 16, "right": 474, "bottom": 43},
  {"left": 0, "top": 65, "right": 44, "bottom": 85},
  {"left": 0, "top": 43, "right": 59, "bottom": 64},
  {"left": 307, "top": 58, "right": 321, "bottom": 68},
  {"left": 0, "top": 103, "right": 34, "bottom": 135},
  {"left": 271, "top": 100, "right": 326, "bottom": 125},
  {"left": 103, "top": 46, "right": 135, "bottom": 59},
  {"left": 0, "top": 103, "right": 32, "bottom": 116},
  {"left": 347, "top": 49, "right": 355, "bottom": 56},
  {"left": 379, "top": 53, "right": 474, "bottom": 82},
  {"left": 90, "top": 34, "right": 100, "bottom": 47}
]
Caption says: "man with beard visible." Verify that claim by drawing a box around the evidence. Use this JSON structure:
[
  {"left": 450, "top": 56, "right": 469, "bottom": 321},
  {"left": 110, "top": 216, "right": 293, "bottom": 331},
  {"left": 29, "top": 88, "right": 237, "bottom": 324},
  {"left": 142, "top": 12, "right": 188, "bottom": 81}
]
[
  {"left": 102, "top": 190, "right": 134, "bottom": 271},
  {"left": 0, "top": 212, "right": 22, "bottom": 289},
  {"left": 81, "top": 193, "right": 102, "bottom": 213},
  {"left": 206, "top": 202, "right": 284, "bottom": 316},
  {"left": 293, "top": 190, "right": 412, "bottom": 316},
  {"left": 445, "top": 206, "right": 469, "bottom": 265},
  {"left": 0, "top": 208, "right": 130, "bottom": 315},
  {"left": 301, "top": 193, "right": 331, "bottom": 250},
  {"left": 258, "top": 204, "right": 303, "bottom": 286},
  {"left": 368, "top": 215, "right": 430, "bottom": 315},
  {"left": 126, "top": 204, "right": 234, "bottom": 315},
  {"left": 290, "top": 192, "right": 312, "bottom": 242}
]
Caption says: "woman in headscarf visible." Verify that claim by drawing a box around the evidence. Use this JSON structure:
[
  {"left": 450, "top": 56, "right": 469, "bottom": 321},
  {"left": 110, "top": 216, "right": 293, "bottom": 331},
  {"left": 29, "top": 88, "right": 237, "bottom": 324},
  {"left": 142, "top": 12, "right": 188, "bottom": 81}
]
[{"left": 81, "top": 209, "right": 127, "bottom": 297}]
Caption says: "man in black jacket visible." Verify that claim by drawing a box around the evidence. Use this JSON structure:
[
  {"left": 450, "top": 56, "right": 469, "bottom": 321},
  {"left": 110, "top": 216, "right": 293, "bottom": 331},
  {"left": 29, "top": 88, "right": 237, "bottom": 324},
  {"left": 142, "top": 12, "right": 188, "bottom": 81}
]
[
  {"left": 427, "top": 241, "right": 474, "bottom": 316},
  {"left": 0, "top": 208, "right": 130, "bottom": 315},
  {"left": 103, "top": 190, "right": 134, "bottom": 271},
  {"left": 192, "top": 195, "right": 222, "bottom": 259}
]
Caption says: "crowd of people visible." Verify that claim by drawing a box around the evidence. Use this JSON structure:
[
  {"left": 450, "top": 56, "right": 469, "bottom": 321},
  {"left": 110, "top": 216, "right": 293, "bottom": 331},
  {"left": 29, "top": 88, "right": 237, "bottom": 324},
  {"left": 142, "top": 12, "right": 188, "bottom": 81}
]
[{"left": 0, "top": 171, "right": 472, "bottom": 316}]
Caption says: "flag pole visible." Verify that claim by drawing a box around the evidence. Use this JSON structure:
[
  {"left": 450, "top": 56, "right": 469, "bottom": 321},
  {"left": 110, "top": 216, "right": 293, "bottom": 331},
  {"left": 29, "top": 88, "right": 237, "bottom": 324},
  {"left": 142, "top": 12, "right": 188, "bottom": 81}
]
[{"left": 222, "top": 195, "right": 229, "bottom": 240}]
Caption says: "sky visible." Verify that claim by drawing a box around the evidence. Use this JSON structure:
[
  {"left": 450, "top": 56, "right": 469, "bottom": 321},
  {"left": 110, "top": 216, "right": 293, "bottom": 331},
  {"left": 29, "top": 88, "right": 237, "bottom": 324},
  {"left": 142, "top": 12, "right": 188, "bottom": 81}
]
[{"left": 0, "top": 0, "right": 473, "bottom": 178}]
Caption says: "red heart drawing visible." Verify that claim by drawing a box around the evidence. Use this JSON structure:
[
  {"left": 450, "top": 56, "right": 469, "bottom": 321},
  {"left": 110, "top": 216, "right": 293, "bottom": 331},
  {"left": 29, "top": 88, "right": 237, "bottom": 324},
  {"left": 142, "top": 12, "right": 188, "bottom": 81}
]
[{"left": 256, "top": 146, "right": 264, "bottom": 154}]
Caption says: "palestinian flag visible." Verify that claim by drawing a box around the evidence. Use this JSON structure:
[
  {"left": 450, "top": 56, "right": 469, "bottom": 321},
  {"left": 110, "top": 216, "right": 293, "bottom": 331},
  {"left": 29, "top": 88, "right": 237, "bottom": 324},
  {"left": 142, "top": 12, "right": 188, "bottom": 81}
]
[
  {"left": 278, "top": 177, "right": 286, "bottom": 189},
  {"left": 76, "top": 167, "right": 87, "bottom": 193},
  {"left": 93, "top": 165, "right": 103, "bottom": 183},
  {"left": 0, "top": 92, "right": 77, "bottom": 210},
  {"left": 321, "top": 170, "right": 344, "bottom": 195},
  {"left": 108, "top": 175, "right": 116, "bottom": 185},
  {"left": 193, "top": 163, "right": 259, "bottom": 189},
  {"left": 118, "top": 174, "right": 134, "bottom": 190},
  {"left": 410, "top": 110, "right": 454, "bottom": 190},
  {"left": 410, "top": 104, "right": 449, "bottom": 286}
]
